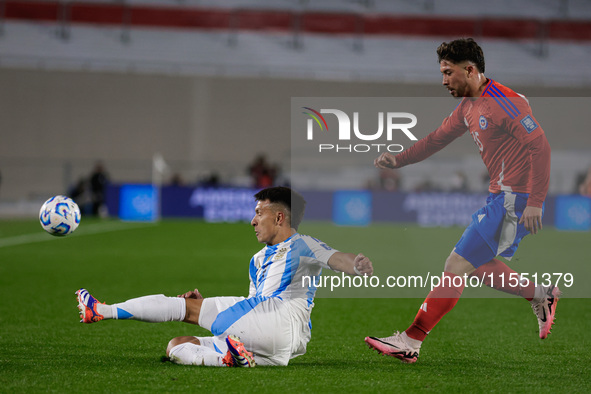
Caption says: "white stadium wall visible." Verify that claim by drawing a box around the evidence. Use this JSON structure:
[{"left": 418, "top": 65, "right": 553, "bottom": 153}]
[{"left": 1, "top": 68, "right": 590, "bottom": 202}]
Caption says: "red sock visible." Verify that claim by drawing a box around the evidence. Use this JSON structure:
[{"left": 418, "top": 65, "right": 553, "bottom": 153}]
[
  {"left": 405, "top": 272, "right": 465, "bottom": 342},
  {"left": 470, "top": 259, "right": 535, "bottom": 301}
]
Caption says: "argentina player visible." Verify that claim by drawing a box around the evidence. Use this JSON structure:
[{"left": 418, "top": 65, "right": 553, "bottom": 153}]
[{"left": 76, "top": 187, "right": 373, "bottom": 367}]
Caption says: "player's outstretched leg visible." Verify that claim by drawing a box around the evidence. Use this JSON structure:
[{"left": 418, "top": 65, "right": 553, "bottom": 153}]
[
  {"left": 530, "top": 285, "right": 561, "bottom": 339},
  {"left": 365, "top": 332, "right": 420, "bottom": 364},
  {"left": 226, "top": 335, "right": 256, "bottom": 367},
  {"left": 75, "top": 288, "right": 188, "bottom": 323},
  {"left": 366, "top": 272, "right": 464, "bottom": 363},
  {"left": 76, "top": 288, "right": 104, "bottom": 323}
]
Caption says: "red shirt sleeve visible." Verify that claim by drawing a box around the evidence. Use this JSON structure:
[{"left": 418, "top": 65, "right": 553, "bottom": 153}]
[
  {"left": 526, "top": 134, "right": 551, "bottom": 208},
  {"left": 503, "top": 96, "right": 545, "bottom": 144},
  {"left": 395, "top": 101, "right": 468, "bottom": 168},
  {"left": 501, "top": 96, "right": 550, "bottom": 207}
]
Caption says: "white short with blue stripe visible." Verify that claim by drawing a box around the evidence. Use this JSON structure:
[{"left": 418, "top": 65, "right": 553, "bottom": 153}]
[{"left": 197, "top": 296, "right": 312, "bottom": 366}]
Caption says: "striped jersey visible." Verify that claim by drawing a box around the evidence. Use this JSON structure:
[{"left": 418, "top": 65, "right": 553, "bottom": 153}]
[
  {"left": 248, "top": 233, "right": 338, "bottom": 305},
  {"left": 394, "top": 79, "right": 550, "bottom": 207}
]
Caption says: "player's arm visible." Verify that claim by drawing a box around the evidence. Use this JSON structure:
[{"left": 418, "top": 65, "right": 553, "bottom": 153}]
[
  {"left": 327, "top": 252, "right": 373, "bottom": 276},
  {"left": 519, "top": 134, "right": 551, "bottom": 235},
  {"left": 505, "top": 98, "right": 551, "bottom": 235},
  {"left": 375, "top": 105, "right": 467, "bottom": 170}
]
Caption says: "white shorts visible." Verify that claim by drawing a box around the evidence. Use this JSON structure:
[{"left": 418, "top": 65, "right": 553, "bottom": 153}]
[{"left": 197, "top": 296, "right": 312, "bottom": 366}]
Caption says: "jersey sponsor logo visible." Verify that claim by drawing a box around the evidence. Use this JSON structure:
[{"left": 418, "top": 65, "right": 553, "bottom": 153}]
[
  {"left": 478, "top": 213, "right": 486, "bottom": 223},
  {"left": 479, "top": 115, "right": 488, "bottom": 130},
  {"left": 520, "top": 115, "right": 538, "bottom": 133}
]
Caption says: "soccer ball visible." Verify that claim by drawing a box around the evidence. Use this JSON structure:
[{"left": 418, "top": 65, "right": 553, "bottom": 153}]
[{"left": 39, "top": 195, "right": 81, "bottom": 236}]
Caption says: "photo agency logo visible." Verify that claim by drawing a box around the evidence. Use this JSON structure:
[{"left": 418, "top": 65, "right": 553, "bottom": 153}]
[{"left": 302, "top": 106, "right": 419, "bottom": 153}]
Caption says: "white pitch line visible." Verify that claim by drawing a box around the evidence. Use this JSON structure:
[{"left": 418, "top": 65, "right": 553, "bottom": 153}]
[{"left": 0, "top": 222, "right": 156, "bottom": 248}]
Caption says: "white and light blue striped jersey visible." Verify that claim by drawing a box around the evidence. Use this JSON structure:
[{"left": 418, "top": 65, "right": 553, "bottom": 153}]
[{"left": 248, "top": 233, "right": 338, "bottom": 305}]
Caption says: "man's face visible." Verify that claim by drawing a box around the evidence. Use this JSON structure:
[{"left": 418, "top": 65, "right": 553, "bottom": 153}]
[
  {"left": 251, "top": 200, "right": 279, "bottom": 245},
  {"left": 440, "top": 60, "right": 470, "bottom": 98}
]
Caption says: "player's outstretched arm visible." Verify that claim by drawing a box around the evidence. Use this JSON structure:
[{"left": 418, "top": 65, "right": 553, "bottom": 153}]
[
  {"left": 328, "top": 253, "right": 373, "bottom": 276},
  {"left": 519, "top": 134, "right": 550, "bottom": 235}
]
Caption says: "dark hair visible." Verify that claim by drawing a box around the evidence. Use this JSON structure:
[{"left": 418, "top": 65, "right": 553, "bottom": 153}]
[
  {"left": 254, "top": 187, "right": 306, "bottom": 230},
  {"left": 437, "top": 38, "right": 485, "bottom": 73}
]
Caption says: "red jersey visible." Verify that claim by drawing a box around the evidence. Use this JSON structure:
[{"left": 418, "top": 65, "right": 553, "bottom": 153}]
[{"left": 394, "top": 79, "right": 551, "bottom": 208}]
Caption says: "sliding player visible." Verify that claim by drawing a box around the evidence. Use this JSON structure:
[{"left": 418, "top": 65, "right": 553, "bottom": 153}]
[
  {"left": 366, "top": 38, "right": 559, "bottom": 363},
  {"left": 77, "top": 186, "right": 373, "bottom": 367}
]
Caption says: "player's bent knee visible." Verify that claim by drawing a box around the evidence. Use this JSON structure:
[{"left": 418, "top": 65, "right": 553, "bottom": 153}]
[
  {"left": 166, "top": 336, "right": 200, "bottom": 356},
  {"left": 444, "top": 251, "right": 476, "bottom": 276}
]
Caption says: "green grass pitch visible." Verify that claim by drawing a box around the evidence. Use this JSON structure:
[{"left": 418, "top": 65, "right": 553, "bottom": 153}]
[{"left": 0, "top": 218, "right": 589, "bottom": 392}]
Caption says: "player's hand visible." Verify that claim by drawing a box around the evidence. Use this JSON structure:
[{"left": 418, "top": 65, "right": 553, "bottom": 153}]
[
  {"left": 519, "top": 206, "right": 543, "bottom": 235},
  {"left": 353, "top": 253, "right": 373, "bottom": 276},
  {"left": 374, "top": 152, "right": 397, "bottom": 169},
  {"left": 177, "top": 289, "right": 204, "bottom": 299}
]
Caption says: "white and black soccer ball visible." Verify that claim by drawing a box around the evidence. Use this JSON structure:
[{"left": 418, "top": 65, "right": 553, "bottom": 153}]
[{"left": 39, "top": 195, "right": 81, "bottom": 236}]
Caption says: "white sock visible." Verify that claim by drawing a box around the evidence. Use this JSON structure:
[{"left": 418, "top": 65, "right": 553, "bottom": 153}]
[
  {"left": 97, "top": 295, "right": 186, "bottom": 322},
  {"left": 168, "top": 343, "right": 224, "bottom": 367},
  {"left": 96, "top": 303, "right": 113, "bottom": 319}
]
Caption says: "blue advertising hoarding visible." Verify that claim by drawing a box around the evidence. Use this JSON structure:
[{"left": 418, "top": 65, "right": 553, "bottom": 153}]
[
  {"left": 555, "top": 195, "right": 591, "bottom": 231},
  {"left": 107, "top": 185, "right": 565, "bottom": 229},
  {"left": 332, "top": 190, "right": 372, "bottom": 226},
  {"left": 119, "top": 184, "right": 158, "bottom": 221}
]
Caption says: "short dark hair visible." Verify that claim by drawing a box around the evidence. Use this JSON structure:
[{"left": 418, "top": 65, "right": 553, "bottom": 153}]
[
  {"left": 437, "top": 38, "right": 485, "bottom": 73},
  {"left": 254, "top": 187, "right": 306, "bottom": 230}
]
